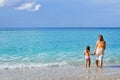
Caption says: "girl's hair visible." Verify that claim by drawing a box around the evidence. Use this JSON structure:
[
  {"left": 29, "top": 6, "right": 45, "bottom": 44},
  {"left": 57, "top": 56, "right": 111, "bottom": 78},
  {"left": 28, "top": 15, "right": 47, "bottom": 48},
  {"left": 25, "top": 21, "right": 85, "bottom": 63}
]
[
  {"left": 98, "top": 35, "right": 104, "bottom": 41},
  {"left": 86, "top": 46, "right": 90, "bottom": 51}
]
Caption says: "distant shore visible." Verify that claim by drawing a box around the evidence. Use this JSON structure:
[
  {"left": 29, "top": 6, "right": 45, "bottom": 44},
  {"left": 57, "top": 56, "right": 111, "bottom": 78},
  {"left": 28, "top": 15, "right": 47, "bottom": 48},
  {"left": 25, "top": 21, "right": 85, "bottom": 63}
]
[{"left": 0, "top": 64, "right": 120, "bottom": 80}]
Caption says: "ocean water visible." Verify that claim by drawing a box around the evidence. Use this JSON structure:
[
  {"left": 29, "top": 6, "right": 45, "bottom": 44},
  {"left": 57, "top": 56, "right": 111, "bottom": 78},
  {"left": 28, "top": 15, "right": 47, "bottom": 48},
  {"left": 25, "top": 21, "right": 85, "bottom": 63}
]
[{"left": 0, "top": 28, "right": 120, "bottom": 69}]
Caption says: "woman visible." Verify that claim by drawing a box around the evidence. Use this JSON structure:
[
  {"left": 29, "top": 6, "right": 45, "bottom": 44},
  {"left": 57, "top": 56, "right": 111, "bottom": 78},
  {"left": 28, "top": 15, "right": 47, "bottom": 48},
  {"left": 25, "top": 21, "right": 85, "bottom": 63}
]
[{"left": 94, "top": 35, "right": 106, "bottom": 68}]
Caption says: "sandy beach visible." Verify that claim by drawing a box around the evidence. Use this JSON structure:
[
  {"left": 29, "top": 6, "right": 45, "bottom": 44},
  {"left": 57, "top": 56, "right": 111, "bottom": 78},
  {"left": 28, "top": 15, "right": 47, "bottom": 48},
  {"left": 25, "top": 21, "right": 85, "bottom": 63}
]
[{"left": 0, "top": 64, "right": 120, "bottom": 80}]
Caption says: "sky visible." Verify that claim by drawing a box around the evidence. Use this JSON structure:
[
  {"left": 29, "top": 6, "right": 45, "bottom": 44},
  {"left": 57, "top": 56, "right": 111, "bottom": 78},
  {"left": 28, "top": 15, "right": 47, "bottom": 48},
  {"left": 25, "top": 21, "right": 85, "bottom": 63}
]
[{"left": 0, "top": 0, "right": 120, "bottom": 28}]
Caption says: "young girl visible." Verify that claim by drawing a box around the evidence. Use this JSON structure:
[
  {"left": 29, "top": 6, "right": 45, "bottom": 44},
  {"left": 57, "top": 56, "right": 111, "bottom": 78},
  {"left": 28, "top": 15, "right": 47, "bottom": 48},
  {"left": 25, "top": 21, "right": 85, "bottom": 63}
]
[{"left": 84, "top": 46, "right": 91, "bottom": 68}]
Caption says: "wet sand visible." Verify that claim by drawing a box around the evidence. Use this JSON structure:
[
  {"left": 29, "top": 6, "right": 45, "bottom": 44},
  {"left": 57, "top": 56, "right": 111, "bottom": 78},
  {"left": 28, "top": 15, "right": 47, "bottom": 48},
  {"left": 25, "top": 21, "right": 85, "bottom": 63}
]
[{"left": 0, "top": 65, "right": 120, "bottom": 80}]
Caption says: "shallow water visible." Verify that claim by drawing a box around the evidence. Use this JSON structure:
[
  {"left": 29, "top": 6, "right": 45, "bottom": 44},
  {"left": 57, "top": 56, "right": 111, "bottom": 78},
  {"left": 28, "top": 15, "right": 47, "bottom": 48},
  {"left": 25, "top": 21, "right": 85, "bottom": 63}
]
[{"left": 0, "top": 28, "right": 120, "bottom": 69}]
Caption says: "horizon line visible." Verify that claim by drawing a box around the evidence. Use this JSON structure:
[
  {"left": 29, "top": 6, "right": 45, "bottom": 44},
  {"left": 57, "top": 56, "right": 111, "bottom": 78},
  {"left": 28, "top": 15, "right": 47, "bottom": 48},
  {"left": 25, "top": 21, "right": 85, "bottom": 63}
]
[
  {"left": 0, "top": 27, "right": 120, "bottom": 31},
  {"left": 0, "top": 27, "right": 120, "bottom": 28}
]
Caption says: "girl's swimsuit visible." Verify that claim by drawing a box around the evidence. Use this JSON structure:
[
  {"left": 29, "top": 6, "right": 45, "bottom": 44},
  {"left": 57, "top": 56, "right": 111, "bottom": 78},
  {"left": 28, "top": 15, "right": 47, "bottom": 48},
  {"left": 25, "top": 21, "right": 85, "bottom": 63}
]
[{"left": 85, "top": 56, "right": 90, "bottom": 60}]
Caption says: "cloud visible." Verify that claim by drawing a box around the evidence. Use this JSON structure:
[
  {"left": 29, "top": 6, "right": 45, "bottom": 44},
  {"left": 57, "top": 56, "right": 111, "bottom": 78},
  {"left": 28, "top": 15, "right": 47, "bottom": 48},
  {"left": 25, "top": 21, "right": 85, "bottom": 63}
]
[
  {"left": 0, "top": 0, "right": 5, "bottom": 7},
  {"left": 0, "top": 0, "right": 22, "bottom": 7},
  {"left": 15, "top": 2, "right": 41, "bottom": 12},
  {"left": 0, "top": 0, "right": 41, "bottom": 12}
]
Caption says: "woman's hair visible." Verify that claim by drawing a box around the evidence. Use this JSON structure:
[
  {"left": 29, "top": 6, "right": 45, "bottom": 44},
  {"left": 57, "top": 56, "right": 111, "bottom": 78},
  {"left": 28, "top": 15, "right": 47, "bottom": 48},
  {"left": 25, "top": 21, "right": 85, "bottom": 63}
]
[
  {"left": 86, "top": 46, "right": 90, "bottom": 51},
  {"left": 98, "top": 34, "right": 104, "bottom": 41}
]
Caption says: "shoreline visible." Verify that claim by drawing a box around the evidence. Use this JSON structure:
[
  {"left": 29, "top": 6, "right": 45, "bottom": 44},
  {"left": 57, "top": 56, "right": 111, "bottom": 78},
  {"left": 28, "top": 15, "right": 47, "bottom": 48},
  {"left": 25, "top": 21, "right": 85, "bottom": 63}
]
[
  {"left": 0, "top": 62, "right": 119, "bottom": 69},
  {"left": 0, "top": 64, "right": 120, "bottom": 80}
]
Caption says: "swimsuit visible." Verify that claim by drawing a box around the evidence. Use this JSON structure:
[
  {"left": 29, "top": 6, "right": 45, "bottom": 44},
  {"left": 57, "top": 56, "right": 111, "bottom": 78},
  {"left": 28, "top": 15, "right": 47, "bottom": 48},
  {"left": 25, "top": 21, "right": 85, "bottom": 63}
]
[
  {"left": 96, "top": 55, "right": 103, "bottom": 61},
  {"left": 96, "top": 47, "right": 104, "bottom": 55},
  {"left": 96, "top": 47, "right": 104, "bottom": 61},
  {"left": 85, "top": 56, "right": 90, "bottom": 60}
]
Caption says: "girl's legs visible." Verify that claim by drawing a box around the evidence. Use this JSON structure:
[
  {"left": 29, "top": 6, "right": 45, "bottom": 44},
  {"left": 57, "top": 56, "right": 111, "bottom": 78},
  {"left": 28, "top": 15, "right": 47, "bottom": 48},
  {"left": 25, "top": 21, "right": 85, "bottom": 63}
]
[
  {"left": 85, "top": 60, "right": 88, "bottom": 68},
  {"left": 89, "top": 59, "right": 91, "bottom": 67}
]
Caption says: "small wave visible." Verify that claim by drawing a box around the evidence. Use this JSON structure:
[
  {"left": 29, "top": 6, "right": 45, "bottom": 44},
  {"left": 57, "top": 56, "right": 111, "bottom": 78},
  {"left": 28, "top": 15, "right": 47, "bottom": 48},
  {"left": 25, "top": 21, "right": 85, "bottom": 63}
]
[{"left": 0, "top": 61, "right": 68, "bottom": 70}]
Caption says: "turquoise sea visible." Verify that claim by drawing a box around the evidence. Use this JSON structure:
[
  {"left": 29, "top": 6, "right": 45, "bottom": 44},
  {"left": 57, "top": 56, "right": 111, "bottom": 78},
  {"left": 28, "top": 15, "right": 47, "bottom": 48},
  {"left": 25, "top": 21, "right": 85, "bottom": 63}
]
[{"left": 0, "top": 28, "right": 120, "bottom": 69}]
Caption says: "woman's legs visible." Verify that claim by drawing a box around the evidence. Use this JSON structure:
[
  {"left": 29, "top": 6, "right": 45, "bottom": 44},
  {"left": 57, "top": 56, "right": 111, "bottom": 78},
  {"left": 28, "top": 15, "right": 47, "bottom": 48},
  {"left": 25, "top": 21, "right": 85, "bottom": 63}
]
[
  {"left": 96, "top": 59, "right": 99, "bottom": 67},
  {"left": 100, "top": 60, "right": 103, "bottom": 68}
]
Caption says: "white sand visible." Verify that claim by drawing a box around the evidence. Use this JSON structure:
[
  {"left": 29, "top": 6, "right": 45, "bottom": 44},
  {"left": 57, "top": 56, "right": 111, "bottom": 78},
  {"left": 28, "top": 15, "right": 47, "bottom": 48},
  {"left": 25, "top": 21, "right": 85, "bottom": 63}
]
[{"left": 0, "top": 65, "right": 120, "bottom": 80}]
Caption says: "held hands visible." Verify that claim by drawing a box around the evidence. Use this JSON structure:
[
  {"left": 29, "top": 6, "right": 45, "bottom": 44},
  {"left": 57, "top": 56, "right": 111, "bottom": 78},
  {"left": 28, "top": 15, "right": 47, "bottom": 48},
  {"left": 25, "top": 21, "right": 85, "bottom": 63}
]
[
  {"left": 91, "top": 54, "right": 95, "bottom": 55},
  {"left": 91, "top": 52, "right": 95, "bottom": 55},
  {"left": 90, "top": 52, "right": 95, "bottom": 55},
  {"left": 94, "top": 50, "right": 96, "bottom": 55}
]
